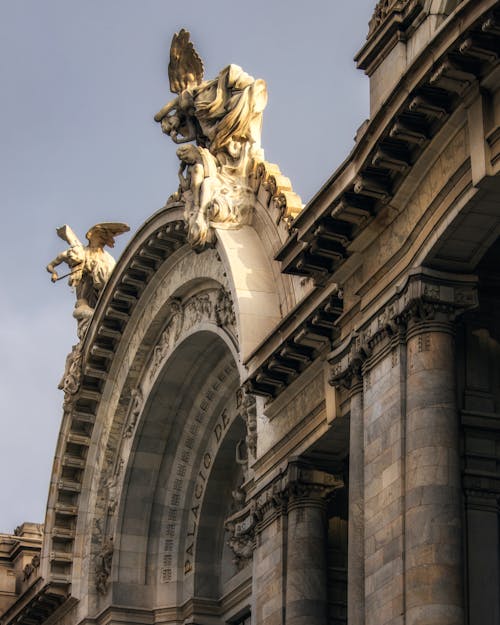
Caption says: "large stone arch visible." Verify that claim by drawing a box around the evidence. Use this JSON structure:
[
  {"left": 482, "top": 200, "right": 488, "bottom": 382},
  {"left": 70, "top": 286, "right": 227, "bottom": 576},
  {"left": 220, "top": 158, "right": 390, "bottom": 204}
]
[
  {"left": 39, "top": 196, "right": 304, "bottom": 623},
  {"left": 111, "top": 329, "right": 248, "bottom": 620}
]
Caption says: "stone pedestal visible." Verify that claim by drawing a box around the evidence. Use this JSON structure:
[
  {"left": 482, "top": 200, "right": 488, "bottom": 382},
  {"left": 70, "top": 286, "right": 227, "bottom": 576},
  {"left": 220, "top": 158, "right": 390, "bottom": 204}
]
[{"left": 405, "top": 319, "right": 464, "bottom": 625}]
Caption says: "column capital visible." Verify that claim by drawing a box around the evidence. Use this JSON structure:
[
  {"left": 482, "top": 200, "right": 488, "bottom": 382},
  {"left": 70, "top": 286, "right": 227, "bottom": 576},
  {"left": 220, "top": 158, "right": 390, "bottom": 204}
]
[
  {"left": 224, "top": 461, "right": 343, "bottom": 564},
  {"left": 329, "top": 331, "right": 369, "bottom": 392},
  {"left": 328, "top": 268, "right": 478, "bottom": 382},
  {"left": 252, "top": 460, "right": 343, "bottom": 529}
]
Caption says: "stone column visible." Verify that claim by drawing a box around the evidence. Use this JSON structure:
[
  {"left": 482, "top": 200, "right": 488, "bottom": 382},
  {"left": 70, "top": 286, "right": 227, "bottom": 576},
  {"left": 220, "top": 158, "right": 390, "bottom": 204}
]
[
  {"left": 347, "top": 375, "right": 364, "bottom": 625},
  {"left": 405, "top": 316, "right": 463, "bottom": 625},
  {"left": 285, "top": 463, "right": 342, "bottom": 625}
]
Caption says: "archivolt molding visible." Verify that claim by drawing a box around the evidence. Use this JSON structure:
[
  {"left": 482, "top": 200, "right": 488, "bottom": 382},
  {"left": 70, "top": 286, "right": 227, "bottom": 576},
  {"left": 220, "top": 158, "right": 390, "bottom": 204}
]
[
  {"left": 42, "top": 210, "right": 241, "bottom": 595},
  {"left": 85, "top": 282, "right": 237, "bottom": 597}
]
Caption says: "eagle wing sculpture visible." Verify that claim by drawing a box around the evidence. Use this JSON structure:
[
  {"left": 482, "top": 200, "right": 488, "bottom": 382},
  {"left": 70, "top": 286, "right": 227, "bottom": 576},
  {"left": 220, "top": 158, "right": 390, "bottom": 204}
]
[
  {"left": 168, "top": 28, "right": 204, "bottom": 94},
  {"left": 85, "top": 222, "right": 130, "bottom": 247}
]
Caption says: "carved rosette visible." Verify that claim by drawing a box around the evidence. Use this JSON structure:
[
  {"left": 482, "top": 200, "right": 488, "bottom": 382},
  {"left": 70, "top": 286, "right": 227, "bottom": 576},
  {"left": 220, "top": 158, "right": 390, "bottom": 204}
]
[{"left": 329, "top": 269, "right": 478, "bottom": 386}]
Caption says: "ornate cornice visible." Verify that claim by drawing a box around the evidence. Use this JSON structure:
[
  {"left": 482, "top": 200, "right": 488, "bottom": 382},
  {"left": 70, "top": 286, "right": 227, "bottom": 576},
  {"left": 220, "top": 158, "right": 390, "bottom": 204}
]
[
  {"left": 245, "top": 288, "right": 343, "bottom": 399},
  {"left": 367, "top": 0, "right": 419, "bottom": 40},
  {"left": 277, "top": 2, "right": 500, "bottom": 279}
]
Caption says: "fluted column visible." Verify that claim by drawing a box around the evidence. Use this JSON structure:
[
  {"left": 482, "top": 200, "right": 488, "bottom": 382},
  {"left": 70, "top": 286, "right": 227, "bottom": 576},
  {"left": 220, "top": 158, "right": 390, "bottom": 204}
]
[{"left": 405, "top": 316, "right": 463, "bottom": 625}]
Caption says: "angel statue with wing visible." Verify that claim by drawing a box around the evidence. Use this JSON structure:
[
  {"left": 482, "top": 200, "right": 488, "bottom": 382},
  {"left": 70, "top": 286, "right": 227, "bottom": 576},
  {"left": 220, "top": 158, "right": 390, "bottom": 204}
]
[
  {"left": 47, "top": 223, "right": 129, "bottom": 336},
  {"left": 154, "top": 29, "right": 268, "bottom": 250}
]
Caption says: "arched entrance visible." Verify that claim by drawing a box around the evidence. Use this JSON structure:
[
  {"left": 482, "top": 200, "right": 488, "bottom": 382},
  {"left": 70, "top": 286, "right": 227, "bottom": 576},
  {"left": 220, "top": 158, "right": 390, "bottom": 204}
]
[{"left": 113, "top": 330, "right": 250, "bottom": 622}]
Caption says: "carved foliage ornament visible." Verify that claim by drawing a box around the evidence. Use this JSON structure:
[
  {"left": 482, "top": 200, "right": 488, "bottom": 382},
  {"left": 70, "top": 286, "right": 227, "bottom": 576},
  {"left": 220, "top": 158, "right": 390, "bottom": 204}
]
[
  {"left": 149, "top": 287, "right": 236, "bottom": 382},
  {"left": 367, "top": 0, "right": 418, "bottom": 37}
]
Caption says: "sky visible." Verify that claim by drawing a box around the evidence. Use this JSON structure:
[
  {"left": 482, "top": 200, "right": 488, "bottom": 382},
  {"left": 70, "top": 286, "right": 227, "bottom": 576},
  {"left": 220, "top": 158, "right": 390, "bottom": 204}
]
[{"left": 0, "top": 0, "right": 376, "bottom": 533}]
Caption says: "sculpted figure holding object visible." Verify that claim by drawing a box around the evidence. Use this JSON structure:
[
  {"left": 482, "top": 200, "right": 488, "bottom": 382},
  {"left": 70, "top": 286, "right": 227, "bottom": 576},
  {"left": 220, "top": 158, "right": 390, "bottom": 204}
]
[{"left": 47, "top": 222, "right": 129, "bottom": 334}]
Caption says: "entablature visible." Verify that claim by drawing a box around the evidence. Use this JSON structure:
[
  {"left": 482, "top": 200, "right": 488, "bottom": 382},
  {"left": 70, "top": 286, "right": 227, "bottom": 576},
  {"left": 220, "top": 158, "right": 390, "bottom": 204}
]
[{"left": 277, "top": 0, "right": 500, "bottom": 282}]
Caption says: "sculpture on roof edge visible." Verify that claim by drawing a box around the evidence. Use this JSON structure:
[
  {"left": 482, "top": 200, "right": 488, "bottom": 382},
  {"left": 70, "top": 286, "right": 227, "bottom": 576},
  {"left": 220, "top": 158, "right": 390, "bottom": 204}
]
[
  {"left": 46, "top": 223, "right": 130, "bottom": 336},
  {"left": 154, "top": 29, "right": 268, "bottom": 250}
]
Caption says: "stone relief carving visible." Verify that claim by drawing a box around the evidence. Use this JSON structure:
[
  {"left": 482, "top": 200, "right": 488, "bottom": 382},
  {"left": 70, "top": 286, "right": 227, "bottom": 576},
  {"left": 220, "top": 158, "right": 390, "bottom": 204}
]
[
  {"left": 47, "top": 223, "right": 129, "bottom": 335},
  {"left": 149, "top": 288, "right": 236, "bottom": 381},
  {"left": 123, "top": 387, "right": 144, "bottom": 438},
  {"left": 368, "top": 0, "right": 411, "bottom": 36},
  {"left": 105, "top": 459, "right": 124, "bottom": 516},
  {"left": 237, "top": 386, "right": 257, "bottom": 459},
  {"left": 155, "top": 30, "right": 300, "bottom": 249},
  {"left": 94, "top": 536, "right": 113, "bottom": 595},
  {"left": 215, "top": 288, "right": 236, "bottom": 328}
]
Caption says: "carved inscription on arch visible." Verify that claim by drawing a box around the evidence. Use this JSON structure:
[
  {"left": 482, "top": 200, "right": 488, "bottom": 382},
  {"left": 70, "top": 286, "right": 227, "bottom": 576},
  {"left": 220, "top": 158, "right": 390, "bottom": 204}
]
[
  {"left": 160, "top": 359, "right": 237, "bottom": 583},
  {"left": 184, "top": 407, "right": 234, "bottom": 575}
]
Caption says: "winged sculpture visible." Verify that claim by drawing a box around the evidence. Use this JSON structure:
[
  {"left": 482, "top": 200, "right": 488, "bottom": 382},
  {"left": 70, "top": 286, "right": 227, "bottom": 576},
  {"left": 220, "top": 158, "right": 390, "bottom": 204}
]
[
  {"left": 154, "top": 30, "right": 268, "bottom": 250},
  {"left": 47, "top": 222, "right": 130, "bottom": 335}
]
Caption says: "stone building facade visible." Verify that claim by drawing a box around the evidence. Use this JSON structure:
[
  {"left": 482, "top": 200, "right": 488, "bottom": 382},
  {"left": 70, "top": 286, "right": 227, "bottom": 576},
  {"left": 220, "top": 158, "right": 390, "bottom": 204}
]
[{"left": 2, "top": 1, "right": 500, "bottom": 624}]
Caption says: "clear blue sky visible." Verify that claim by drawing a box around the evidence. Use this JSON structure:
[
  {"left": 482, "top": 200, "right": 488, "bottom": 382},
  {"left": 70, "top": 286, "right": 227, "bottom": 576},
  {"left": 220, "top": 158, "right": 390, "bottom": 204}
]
[{"left": 0, "top": 0, "right": 375, "bottom": 532}]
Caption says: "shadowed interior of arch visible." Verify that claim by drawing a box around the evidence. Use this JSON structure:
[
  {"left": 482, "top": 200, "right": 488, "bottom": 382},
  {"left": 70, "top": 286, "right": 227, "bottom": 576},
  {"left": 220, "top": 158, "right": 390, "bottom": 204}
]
[{"left": 113, "top": 330, "right": 244, "bottom": 611}]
